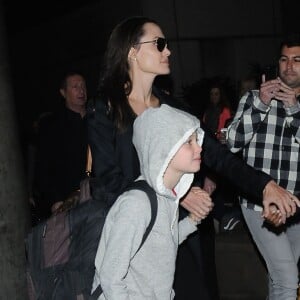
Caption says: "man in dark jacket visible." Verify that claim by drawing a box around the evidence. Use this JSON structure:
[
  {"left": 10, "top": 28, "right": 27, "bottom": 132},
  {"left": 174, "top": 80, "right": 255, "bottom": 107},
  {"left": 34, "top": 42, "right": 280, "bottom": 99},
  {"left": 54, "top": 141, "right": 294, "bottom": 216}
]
[{"left": 33, "top": 71, "right": 88, "bottom": 222}]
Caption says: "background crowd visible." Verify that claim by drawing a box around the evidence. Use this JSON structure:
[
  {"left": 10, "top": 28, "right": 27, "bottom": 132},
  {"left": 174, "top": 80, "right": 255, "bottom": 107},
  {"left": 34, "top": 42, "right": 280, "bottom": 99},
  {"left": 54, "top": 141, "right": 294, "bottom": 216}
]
[{"left": 21, "top": 14, "right": 300, "bottom": 300}]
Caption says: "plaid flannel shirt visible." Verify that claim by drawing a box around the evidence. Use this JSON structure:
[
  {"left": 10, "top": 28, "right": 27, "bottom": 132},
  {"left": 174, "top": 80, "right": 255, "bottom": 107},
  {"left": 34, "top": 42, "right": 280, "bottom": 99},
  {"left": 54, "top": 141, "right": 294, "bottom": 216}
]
[{"left": 227, "top": 90, "right": 300, "bottom": 211}]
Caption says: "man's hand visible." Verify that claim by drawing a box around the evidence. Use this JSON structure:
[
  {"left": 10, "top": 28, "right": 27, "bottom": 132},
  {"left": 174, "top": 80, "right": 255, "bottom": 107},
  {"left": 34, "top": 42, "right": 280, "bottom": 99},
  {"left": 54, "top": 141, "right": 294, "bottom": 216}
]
[
  {"left": 262, "top": 180, "right": 300, "bottom": 223},
  {"left": 180, "top": 186, "right": 213, "bottom": 220},
  {"left": 273, "top": 79, "right": 298, "bottom": 108},
  {"left": 259, "top": 75, "right": 281, "bottom": 105}
]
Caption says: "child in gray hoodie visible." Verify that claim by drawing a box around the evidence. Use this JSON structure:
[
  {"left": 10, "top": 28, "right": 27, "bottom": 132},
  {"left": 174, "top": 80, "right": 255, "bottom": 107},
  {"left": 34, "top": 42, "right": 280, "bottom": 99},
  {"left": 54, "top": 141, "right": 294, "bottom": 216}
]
[{"left": 92, "top": 104, "right": 205, "bottom": 299}]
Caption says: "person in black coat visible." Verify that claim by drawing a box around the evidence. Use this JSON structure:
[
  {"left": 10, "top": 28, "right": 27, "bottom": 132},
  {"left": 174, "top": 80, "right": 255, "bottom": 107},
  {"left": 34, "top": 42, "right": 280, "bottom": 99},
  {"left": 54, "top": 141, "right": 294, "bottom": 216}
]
[
  {"left": 87, "top": 17, "right": 298, "bottom": 299},
  {"left": 33, "top": 71, "right": 88, "bottom": 222}
]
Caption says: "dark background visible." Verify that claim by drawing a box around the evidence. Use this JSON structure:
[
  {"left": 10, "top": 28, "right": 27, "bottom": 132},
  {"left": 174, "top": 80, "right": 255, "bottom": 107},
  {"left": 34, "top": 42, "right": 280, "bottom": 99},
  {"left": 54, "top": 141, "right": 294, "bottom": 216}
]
[{"left": 2, "top": 0, "right": 300, "bottom": 145}]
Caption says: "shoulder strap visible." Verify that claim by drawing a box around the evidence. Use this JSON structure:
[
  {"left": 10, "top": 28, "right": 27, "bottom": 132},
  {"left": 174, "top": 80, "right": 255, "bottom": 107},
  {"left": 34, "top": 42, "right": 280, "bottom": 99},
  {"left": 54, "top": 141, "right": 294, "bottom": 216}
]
[
  {"left": 129, "top": 180, "right": 158, "bottom": 254},
  {"left": 90, "top": 180, "right": 157, "bottom": 300}
]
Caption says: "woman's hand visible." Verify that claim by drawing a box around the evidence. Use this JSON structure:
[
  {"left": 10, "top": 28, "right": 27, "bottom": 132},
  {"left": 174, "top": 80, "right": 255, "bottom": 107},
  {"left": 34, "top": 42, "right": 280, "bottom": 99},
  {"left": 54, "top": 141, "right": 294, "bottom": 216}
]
[
  {"left": 262, "top": 180, "right": 300, "bottom": 224},
  {"left": 180, "top": 186, "right": 214, "bottom": 220},
  {"left": 203, "top": 177, "right": 217, "bottom": 195}
]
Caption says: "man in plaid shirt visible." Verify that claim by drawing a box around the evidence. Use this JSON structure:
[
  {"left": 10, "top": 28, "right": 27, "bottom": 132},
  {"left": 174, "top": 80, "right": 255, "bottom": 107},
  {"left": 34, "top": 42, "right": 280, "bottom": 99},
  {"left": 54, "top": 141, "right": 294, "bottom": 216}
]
[{"left": 227, "top": 34, "right": 300, "bottom": 300}]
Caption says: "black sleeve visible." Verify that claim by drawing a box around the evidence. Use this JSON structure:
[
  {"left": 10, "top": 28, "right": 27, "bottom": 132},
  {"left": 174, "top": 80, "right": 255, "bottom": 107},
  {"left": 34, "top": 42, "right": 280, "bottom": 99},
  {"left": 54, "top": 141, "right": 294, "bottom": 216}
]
[
  {"left": 33, "top": 114, "right": 63, "bottom": 213},
  {"left": 87, "top": 98, "right": 132, "bottom": 206},
  {"left": 159, "top": 91, "right": 272, "bottom": 205},
  {"left": 202, "top": 124, "right": 272, "bottom": 205}
]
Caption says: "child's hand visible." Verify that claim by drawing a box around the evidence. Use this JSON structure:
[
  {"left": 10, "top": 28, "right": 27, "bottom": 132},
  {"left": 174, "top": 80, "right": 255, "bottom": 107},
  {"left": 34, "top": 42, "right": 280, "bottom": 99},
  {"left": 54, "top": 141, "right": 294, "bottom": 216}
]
[
  {"left": 263, "top": 204, "right": 282, "bottom": 227},
  {"left": 180, "top": 186, "right": 213, "bottom": 220},
  {"left": 189, "top": 213, "right": 202, "bottom": 225}
]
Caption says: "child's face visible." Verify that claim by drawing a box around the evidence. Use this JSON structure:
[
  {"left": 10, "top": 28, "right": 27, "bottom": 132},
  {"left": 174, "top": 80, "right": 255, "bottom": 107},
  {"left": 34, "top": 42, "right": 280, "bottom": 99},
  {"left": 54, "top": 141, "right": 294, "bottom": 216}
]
[{"left": 170, "top": 132, "right": 202, "bottom": 174}]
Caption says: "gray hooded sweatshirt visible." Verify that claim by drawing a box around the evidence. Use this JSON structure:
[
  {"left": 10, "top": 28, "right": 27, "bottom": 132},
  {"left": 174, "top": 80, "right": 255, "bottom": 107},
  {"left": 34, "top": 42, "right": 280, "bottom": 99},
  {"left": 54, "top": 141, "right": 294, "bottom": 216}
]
[{"left": 92, "top": 104, "right": 204, "bottom": 300}]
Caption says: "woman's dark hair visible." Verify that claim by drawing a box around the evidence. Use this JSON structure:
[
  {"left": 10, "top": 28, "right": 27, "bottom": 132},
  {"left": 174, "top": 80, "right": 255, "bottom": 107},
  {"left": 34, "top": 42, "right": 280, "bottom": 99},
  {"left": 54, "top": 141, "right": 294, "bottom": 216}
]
[
  {"left": 98, "top": 16, "right": 158, "bottom": 131},
  {"left": 208, "top": 83, "right": 231, "bottom": 111}
]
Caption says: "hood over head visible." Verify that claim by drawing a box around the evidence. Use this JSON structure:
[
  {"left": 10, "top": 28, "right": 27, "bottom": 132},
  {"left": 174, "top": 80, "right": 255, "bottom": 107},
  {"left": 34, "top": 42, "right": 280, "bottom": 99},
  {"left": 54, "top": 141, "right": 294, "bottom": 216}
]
[{"left": 133, "top": 104, "right": 204, "bottom": 199}]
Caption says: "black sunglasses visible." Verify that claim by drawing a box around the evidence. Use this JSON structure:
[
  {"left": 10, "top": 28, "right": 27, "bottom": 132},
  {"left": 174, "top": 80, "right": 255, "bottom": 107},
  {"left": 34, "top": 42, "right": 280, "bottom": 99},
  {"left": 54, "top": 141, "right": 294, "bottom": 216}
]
[{"left": 134, "top": 37, "right": 168, "bottom": 52}]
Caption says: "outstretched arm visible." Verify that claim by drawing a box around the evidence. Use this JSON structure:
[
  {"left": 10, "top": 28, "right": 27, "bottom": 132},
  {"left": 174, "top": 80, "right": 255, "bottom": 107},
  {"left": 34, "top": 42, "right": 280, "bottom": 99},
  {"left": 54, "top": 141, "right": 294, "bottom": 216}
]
[
  {"left": 202, "top": 126, "right": 269, "bottom": 201},
  {"left": 202, "top": 125, "right": 298, "bottom": 218}
]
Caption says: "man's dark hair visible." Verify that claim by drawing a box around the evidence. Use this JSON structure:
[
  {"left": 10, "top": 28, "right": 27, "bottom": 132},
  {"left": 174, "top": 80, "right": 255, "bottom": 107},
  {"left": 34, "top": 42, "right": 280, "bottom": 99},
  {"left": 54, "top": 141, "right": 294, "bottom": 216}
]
[
  {"left": 280, "top": 33, "right": 300, "bottom": 51},
  {"left": 60, "top": 71, "right": 85, "bottom": 90}
]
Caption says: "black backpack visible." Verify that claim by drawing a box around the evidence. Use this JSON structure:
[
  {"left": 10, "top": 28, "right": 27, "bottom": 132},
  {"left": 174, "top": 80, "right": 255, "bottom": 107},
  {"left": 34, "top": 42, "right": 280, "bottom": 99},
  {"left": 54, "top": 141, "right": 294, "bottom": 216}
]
[{"left": 25, "top": 180, "right": 157, "bottom": 300}]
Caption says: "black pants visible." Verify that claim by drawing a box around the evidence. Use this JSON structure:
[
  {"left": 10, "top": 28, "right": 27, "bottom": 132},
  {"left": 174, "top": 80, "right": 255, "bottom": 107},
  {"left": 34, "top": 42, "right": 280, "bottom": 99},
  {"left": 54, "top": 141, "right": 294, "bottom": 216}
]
[{"left": 173, "top": 216, "right": 219, "bottom": 300}]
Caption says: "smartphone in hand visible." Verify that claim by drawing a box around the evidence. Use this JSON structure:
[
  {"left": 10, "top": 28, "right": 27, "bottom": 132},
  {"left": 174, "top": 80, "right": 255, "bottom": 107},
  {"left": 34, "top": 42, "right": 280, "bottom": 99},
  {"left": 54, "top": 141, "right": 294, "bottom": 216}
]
[{"left": 264, "top": 65, "right": 278, "bottom": 81}]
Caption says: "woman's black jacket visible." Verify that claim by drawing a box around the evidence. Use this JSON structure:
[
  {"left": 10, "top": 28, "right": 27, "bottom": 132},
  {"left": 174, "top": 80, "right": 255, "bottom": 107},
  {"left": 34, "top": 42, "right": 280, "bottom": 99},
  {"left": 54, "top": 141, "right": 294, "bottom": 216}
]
[{"left": 87, "top": 87, "right": 271, "bottom": 207}]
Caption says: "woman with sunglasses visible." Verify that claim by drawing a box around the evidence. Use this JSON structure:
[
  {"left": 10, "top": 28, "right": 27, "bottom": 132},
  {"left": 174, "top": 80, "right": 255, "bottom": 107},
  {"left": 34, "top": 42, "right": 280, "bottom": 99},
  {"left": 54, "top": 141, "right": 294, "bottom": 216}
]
[
  {"left": 87, "top": 16, "right": 213, "bottom": 221},
  {"left": 87, "top": 16, "right": 298, "bottom": 300}
]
